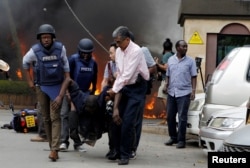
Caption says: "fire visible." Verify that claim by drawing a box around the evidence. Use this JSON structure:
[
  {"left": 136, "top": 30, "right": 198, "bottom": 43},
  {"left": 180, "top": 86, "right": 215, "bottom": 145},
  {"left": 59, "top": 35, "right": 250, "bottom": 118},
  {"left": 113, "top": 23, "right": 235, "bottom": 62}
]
[
  {"left": 158, "top": 110, "right": 167, "bottom": 119},
  {"left": 143, "top": 91, "right": 167, "bottom": 119},
  {"left": 16, "top": 68, "right": 22, "bottom": 80},
  {"left": 144, "top": 93, "right": 157, "bottom": 119},
  {"left": 146, "top": 96, "right": 155, "bottom": 110},
  {"left": 95, "top": 89, "right": 100, "bottom": 95},
  {"left": 144, "top": 113, "right": 157, "bottom": 119}
]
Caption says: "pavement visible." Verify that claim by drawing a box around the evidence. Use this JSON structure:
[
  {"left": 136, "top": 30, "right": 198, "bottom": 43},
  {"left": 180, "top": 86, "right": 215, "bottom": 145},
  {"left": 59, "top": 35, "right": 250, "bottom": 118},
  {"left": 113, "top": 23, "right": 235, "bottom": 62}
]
[{"left": 0, "top": 108, "right": 207, "bottom": 168}]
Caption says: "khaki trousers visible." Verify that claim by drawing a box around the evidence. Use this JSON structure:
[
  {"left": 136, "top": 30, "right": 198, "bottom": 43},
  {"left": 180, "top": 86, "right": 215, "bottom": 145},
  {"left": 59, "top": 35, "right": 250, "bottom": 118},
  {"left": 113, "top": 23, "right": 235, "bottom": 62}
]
[{"left": 36, "top": 86, "right": 61, "bottom": 151}]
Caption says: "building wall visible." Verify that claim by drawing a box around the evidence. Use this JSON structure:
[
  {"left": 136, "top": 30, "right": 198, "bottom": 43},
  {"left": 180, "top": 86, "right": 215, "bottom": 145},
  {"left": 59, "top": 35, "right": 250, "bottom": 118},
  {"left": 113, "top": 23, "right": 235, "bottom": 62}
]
[{"left": 182, "top": 19, "right": 250, "bottom": 92}]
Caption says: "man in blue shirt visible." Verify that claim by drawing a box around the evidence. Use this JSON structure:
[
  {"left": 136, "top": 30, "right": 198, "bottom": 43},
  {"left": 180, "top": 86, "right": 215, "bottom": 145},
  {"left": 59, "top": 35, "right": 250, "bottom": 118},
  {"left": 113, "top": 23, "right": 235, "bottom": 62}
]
[{"left": 164, "top": 40, "right": 197, "bottom": 149}]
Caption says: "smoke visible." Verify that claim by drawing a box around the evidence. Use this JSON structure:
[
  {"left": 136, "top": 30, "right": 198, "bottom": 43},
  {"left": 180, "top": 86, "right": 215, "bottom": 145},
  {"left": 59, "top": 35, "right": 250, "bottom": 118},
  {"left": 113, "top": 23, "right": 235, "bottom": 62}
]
[{"left": 0, "top": 0, "right": 182, "bottom": 80}]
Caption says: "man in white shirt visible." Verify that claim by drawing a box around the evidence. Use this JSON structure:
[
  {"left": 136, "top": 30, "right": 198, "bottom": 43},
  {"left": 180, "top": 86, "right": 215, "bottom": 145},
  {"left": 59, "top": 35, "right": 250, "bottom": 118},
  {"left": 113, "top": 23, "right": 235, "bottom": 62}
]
[{"left": 107, "top": 26, "right": 149, "bottom": 165}]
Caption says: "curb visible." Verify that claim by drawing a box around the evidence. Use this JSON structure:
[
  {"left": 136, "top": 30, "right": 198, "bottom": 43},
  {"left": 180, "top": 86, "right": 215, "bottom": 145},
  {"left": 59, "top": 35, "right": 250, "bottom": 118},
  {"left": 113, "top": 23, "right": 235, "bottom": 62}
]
[{"left": 142, "top": 119, "right": 168, "bottom": 135}]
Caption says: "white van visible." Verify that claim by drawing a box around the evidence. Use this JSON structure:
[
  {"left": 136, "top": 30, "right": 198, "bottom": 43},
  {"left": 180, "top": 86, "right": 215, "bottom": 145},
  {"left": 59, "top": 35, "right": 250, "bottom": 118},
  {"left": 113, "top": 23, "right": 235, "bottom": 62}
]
[{"left": 199, "top": 46, "right": 250, "bottom": 128}]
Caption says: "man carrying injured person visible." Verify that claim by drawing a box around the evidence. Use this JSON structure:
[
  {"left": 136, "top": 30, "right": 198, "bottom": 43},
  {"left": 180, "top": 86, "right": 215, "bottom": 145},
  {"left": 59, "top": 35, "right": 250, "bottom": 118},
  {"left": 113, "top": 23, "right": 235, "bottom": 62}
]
[{"left": 52, "top": 77, "right": 107, "bottom": 146}]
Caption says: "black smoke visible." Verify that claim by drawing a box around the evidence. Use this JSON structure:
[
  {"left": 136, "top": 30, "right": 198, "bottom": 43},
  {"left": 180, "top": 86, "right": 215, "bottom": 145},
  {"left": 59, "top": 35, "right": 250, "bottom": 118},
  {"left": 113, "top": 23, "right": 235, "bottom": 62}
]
[{"left": 0, "top": 0, "right": 182, "bottom": 82}]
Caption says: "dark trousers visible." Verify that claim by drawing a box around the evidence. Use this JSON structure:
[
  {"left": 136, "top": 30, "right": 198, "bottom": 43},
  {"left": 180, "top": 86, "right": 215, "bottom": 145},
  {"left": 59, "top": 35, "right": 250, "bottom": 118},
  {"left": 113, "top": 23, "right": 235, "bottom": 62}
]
[
  {"left": 113, "top": 81, "right": 147, "bottom": 160},
  {"left": 167, "top": 94, "right": 191, "bottom": 143},
  {"left": 97, "top": 85, "right": 114, "bottom": 150},
  {"left": 131, "top": 98, "right": 145, "bottom": 152}
]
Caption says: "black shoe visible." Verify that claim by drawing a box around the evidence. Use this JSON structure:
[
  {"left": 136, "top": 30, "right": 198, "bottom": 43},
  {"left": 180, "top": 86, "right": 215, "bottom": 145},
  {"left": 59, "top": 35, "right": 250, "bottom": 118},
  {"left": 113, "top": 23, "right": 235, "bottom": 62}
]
[
  {"left": 118, "top": 159, "right": 129, "bottom": 165},
  {"left": 176, "top": 142, "right": 185, "bottom": 148},
  {"left": 105, "top": 149, "right": 115, "bottom": 158},
  {"left": 108, "top": 152, "right": 120, "bottom": 160},
  {"left": 129, "top": 151, "right": 136, "bottom": 160},
  {"left": 164, "top": 139, "right": 177, "bottom": 146}
]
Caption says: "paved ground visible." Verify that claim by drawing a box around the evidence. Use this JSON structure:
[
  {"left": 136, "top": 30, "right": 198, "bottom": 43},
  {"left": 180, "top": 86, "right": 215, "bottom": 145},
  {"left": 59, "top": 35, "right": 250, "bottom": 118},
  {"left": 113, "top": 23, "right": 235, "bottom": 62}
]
[{"left": 0, "top": 108, "right": 207, "bottom": 168}]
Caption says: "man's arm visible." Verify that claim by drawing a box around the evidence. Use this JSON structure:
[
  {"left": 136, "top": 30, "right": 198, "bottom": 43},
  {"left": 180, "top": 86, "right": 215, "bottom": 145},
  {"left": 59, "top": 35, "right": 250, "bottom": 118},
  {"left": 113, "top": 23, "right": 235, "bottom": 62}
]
[
  {"left": 112, "top": 92, "right": 122, "bottom": 125},
  {"left": 191, "top": 76, "right": 197, "bottom": 100},
  {"left": 163, "top": 76, "right": 169, "bottom": 94},
  {"left": 148, "top": 65, "right": 157, "bottom": 74},
  {"left": 24, "top": 68, "right": 35, "bottom": 90},
  {"left": 101, "top": 78, "right": 108, "bottom": 91},
  {"left": 51, "top": 77, "right": 72, "bottom": 110}
]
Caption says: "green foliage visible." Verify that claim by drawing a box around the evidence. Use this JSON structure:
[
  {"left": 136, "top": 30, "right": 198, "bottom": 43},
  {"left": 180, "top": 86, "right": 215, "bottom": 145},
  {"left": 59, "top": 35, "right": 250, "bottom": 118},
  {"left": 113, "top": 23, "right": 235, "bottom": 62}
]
[{"left": 0, "top": 80, "right": 30, "bottom": 95}]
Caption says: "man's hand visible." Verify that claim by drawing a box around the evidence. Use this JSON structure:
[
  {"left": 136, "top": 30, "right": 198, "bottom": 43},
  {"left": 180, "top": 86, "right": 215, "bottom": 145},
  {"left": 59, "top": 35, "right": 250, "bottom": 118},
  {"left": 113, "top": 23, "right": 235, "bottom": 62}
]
[
  {"left": 28, "top": 81, "right": 35, "bottom": 91},
  {"left": 162, "top": 83, "right": 168, "bottom": 94},
  {"left": 190, "top": 90, "right": 196, "bottom": 100},
  {"left": 107, "top": 89, "right": 115, "bottom": 100},
  {"left": 154, "top": 57, "right": 159, "bottom": 64},
  {"left": 112, "top": 107, "right": 122, "bottom": 125},
  {"left": 51, "top": 95, "right": 63, "bottom": 111}
]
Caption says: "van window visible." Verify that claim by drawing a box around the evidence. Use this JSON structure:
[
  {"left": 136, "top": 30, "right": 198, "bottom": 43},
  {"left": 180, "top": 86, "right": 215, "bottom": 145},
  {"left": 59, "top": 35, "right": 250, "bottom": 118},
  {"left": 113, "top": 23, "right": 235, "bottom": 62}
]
[{"left": 217, "top": 35, "right": 250, "bottom": 66}]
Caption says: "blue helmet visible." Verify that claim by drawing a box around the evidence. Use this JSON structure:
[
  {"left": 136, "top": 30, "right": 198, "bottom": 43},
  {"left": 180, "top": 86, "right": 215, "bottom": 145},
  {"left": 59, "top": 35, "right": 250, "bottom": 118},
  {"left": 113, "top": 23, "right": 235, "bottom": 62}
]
[
  {"left": 37, "top": 24, "right": 56, "bottom": 39},
  {"left": 78, "top": 38, "right": 94, "bottom": 53}
]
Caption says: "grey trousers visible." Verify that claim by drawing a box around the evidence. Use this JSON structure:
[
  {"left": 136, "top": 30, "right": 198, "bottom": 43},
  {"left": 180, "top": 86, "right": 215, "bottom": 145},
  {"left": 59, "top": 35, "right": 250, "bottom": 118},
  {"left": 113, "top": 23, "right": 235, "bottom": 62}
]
[{"left": 60, "top": 95, "right": 82, "bottom": 147}]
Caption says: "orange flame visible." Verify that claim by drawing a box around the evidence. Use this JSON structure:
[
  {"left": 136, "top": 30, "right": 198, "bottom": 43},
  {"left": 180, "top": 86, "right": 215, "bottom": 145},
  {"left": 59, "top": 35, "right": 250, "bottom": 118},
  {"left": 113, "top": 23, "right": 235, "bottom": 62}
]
[
  {"left": 144, "top": 94, "right": 157, "bottom": 118},
  {"left": 143, "top": 113, "right": 157, "bottom": 119},
  {"left": 143, "top": 92, "right": 167, "bottom": 119},
  {"left": 16, "top": 68, "right": 22, "bottom": 80},
  {"left": 146, "top": 96, "right": 155, "bottom": 110}
]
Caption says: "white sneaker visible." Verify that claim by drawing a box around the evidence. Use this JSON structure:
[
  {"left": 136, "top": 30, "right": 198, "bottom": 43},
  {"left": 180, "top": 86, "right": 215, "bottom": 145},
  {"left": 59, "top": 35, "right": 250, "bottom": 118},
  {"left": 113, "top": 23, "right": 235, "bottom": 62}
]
[
  {"left": 74, "top": 145, "right": 87, "bottom": 152},
  {"left": 59, "top": 143, "right": 68, "bottom": 152}
]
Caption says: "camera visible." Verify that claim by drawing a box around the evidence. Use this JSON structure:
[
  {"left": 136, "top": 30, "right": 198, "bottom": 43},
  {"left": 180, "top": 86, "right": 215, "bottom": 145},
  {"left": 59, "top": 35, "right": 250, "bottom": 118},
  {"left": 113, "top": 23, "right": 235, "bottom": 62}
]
[{"left": 195, "top": 57, "right": 202, "bottom": 69}]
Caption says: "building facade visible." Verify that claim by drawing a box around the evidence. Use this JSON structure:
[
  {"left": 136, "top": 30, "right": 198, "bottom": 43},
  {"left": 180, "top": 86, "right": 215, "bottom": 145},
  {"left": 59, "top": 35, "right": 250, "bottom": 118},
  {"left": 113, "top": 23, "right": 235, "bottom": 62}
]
[{"left": 178, "top": 0, "right": 250, "bottom": 92}]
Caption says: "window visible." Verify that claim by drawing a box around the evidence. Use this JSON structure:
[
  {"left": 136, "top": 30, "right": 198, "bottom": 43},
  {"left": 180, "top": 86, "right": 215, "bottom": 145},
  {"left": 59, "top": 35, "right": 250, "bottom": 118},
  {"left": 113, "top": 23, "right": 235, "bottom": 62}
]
[{"left": 217, "top": 35, "right": 250, "bottom": 66}]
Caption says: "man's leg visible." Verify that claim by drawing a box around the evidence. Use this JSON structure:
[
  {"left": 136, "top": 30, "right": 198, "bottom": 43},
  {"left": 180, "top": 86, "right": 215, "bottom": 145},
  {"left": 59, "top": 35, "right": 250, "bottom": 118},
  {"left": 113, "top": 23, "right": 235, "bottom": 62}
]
[
  {"left": 119, "top": 82, "right": 147, "bottom": 165},
  {"left": 59, "top": 95, "right": 70, "bottom": 151},
  {"left": 50, "top": 99, "right": 61, "bottom": 151},
  {"left": 69, "top": 105, "right": 86, "bottom": 152},
  {"left": 37, "top": 86, "right": 58, "bottom": 161},
  {"left": 131, "top": 98, "right": 145, "bottom": 159},
  {"left": 176, "top": 94, "right": 191, "bottom": 148},
  {"left": 37, "top": 102, "right": 47, "bottom": 139},
  {"left": 166, "top": 94, "right": 178, "bottom": 144},
  {"left": 30, "top": 91, "right": 47, "bottom": 142}
]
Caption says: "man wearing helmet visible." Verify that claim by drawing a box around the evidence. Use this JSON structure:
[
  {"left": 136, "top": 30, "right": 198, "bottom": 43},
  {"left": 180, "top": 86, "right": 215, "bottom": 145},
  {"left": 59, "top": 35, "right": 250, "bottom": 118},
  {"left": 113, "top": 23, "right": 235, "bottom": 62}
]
[
  {"left": 23, "top": 24, "right": 70, "bottom": 161},
  {"left": 59, "top": 38, "right": 98, "bottom": 152},
  {"left": 69, "top": 38, "right": 97, "bottom": 94}
]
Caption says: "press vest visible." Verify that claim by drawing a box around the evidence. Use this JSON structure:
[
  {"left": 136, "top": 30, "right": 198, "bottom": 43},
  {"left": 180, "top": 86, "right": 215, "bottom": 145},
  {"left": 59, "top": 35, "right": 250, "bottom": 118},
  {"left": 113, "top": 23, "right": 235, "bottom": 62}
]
[
  {"left": 32, "top": 42, "right": 64, "bottom": 86},
  {"left": 70, "top": 54, "right": 95, "bottom": 92}
]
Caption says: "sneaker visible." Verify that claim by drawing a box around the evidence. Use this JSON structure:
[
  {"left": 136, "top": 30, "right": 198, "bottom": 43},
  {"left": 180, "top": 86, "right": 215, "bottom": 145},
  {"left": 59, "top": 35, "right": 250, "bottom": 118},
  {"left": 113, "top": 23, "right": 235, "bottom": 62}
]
[
  {"left": 30, "top": 135, "right": 48, "bottom": 142},
  {"left": 106, "top": 100, "right": 114, "bottom": 115},
  {"left": 74, "top": 145, "right": 87, "bottom": 152},
  {"left": 129, "top": 151, "right": 137, "bottom": 160},
  {"left": 59, "top": 143, "right": 68, "bottom": 152}
]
